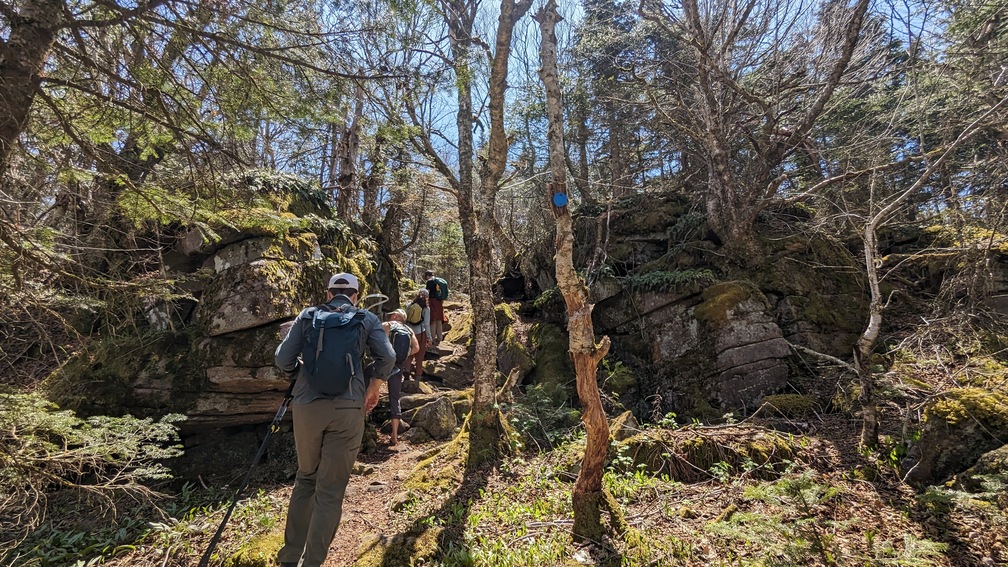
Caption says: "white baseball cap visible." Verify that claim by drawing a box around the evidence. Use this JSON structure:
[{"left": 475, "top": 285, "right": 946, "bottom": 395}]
[{"left": 327, "top": 272, "right": 359, "bottom": 292}]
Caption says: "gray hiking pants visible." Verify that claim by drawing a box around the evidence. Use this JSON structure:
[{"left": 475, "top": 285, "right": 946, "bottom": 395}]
[{"left": 277, "top": 399, "right": 364, "bottom": 567}]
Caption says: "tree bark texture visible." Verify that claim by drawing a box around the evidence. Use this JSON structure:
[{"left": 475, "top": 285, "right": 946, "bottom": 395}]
[
  {"left": 336, "top": 84, "right": 365, "bottom": 216},
  {"left": 0, "top": 0, "right": 65, "bottom": 178},
  {"left": 441, "top": 0, "right": 529, "bottom": 464},
  {"left": 536, "top": 0, "right": 612, "bottom": 542}
]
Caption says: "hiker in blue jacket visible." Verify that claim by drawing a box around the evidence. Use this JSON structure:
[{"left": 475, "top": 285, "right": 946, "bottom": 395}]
[{"left": 274, "top": 272, "right": 396, "bottom": 567}]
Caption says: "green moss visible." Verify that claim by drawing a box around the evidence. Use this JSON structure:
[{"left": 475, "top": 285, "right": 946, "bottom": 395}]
[
  {"left": 963, "top": 357, "right": 1008, "bottom": 391},
  {"left": 758, "top": 394, "right": 817, "bottom": 418},
  {"left": 921, "top": 223, "right": 1008, "bottom": 250},
  {"left": 928, "top": 388, "right": 1008, "bottom": 429},
  {"left": 445, "top": 309, "right": 472, "bottom": 345},
  {"left": 694, "top": 281, "right": 760, "bottom": 327},
  {"left": 499, "top": 323, "right": 534, "bottom": 377},
  {"left": 355, "top": 528, "right": 444, "bottom": 567},
  {"left": 616, "top": 428, "right": 799, "bottom": 482},
  {"left": 224, "top": 529, "right": 284, "bottom": 567},
  {"left": 44, "top": 331, "right": 203, "bottom": 417},
  {"left": 403, "top": 429, "right": 468, "bottom": 495},
  {"left": 528, "top": 323, "right": 575, "bottom": 406},
  {"left": 606, "top": 192, "right": 689, "bottom": 236},
  {"left": 533, "top": 286, "right": 562, "bottom": 312},
  {"left": 494, "top": 303, "right": 517, "bottom": 339},
  {"left": 217, "top": 208, "right": 301, "bottom": 238}
]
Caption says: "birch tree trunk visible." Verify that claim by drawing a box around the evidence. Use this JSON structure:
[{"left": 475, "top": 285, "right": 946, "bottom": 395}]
[{"left": 536, "top": 0, "right": 613, "bottom": 541}]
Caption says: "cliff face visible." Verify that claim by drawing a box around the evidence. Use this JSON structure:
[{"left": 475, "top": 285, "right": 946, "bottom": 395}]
[
  {"left": 45, "top": 172, "right": 395, "bottom": 431},
  {"left": 568, "top": 195, "right": 863, "bottom": 419},
  {"left": 570, "top": 194, "right": 1008, "bottom": 428}
]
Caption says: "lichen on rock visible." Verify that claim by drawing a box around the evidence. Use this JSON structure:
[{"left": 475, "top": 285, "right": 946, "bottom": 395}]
[{"left": 903, "top": 388, "right": 1008, "bottom": 484}]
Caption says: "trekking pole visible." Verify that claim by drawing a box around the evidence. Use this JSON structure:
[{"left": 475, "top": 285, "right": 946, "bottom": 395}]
[
  {"left": 360, "top": 293, "right": 389, "bottom": 314},
  {"left": 198, "top": 378, "right": 297, "bottom": 567}
]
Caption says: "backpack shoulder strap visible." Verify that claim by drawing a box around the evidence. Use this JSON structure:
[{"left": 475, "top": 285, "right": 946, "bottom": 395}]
[{"left": 308, "top": 304, "right": 365, "bottom": 365}]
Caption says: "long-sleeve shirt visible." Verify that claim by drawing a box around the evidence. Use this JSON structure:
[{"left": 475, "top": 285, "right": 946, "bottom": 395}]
[{"left": 275, "top": 295, "right": 396, "bottom": 406}]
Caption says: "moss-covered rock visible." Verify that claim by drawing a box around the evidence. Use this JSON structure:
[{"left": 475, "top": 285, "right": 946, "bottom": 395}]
[
  {"left": 615, "top": 426, "right": 800, "bottom": 482},
  {"left": 695, "top": 281, "right": 762, "bottom": 327},
  {"left": 194, "top": 258, "right": 335, "bottom": 336},
  {"left": 211, "top": 234, "right": 322, "bottom": 273},
  {"left": 528, "top": 323, "right": 575, "bottom": 406},
  {"left": 404, "top": 396, "right": 459, "bottom": 442},
  {"left": 45, "top": 325, "right": 294, "bottom": 430},
  {"left": 45, "top": 331, "right": 203, "bottom": 418},
  {"left": 494, "top": 302, "right": 517, "bottom": 338},
  {"left": 497, "top": 322, "right": 534, "bottom": 383},
  {"left": 444, "top": 307, "right": 472, "bottom": 346},
  {"left": 224, "top": 528, "right": 285, "bottom": 567},
  {"left": 610, "top": 410, "right": 640, "bottom": 442},
  {"left": 355, "top": 528, "right": 445, "bottom": 567},
  {"left": 953, "top": 444, "right": 1008, "bottom": 493},
  {"left": 756, "top": 394, "right": 818, "bottom": 418},
  {"left": 903, "top": 388, "right": 1008, "bottom": 484}
]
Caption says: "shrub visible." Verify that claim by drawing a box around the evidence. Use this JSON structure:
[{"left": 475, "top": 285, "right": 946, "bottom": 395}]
[{"left": 0, "top": 391, "right": 183, "bottom": 559}]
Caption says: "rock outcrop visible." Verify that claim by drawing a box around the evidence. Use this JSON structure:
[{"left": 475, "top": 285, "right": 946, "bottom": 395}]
[
  {"left": 571, "top": 193, "right": 868, "bottom": 421},
  {"left": 903, "top": 388, "right": 1008, "bottom": 485},
  {"left": 45, "top": 173, "right": 386, "bottom": 431}
]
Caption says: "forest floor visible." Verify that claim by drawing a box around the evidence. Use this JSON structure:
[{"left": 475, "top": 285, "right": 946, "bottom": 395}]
[
  {"left": 181, "top": 407, "right": 1005, "bottom": 567},
  {"left": 175, "top": 302, "right": 1005, "bottom": 567},
  {"left": 12, "top": 302, "right": 1005, "bottom": 567}
]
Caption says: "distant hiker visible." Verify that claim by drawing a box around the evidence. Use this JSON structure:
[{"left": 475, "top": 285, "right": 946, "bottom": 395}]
[
  {"left": 424, "top": 270, "right": 449, "bottom": 346},
  {"left": 274, "top": 272, "right": 396, "bottom": 567},
  {"left": 383, "top": 309, "right": 419, "bottom": 446},
  {"left": 404, "top": 288, "right": 431, "bottom": 379}
]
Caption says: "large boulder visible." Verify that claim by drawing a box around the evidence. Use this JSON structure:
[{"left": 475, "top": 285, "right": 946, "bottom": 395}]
[
  {"left": 594, "top": 280, "right": 791, "bottom": 420},
  {"left": 952, "top": 444, "right": 1008, "bottom": 493},
  {"left": 211, "top": 234, "right": 321, "bottom": 273},
  {"left": 692, "top": 281, "right": 791, "bottom": 407},
  {"left": 404, "top": 395, "right": 458, "bottom": 442},
  {"left": 427, "top": 345, "right": 475, "bottom": 390},
  {"left": 45, "top": 328, "right": 295, "bottom": 429},
  {"left": 753, "top": 235, "right": 866, "bottom": 357},
  {"left": 194, "top": 258, "right": 331, "bottom": 336},
  {"left": 903, "top": 388, "right": 1008, "bottom": 485}
]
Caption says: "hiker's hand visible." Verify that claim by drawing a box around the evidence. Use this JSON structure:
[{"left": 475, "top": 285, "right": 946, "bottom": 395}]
[{"left": 364, "top": 380, "right": 383, "bottom": 414}]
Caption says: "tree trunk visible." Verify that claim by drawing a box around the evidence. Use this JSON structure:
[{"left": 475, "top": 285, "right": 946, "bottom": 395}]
[
  {"left": 568, "top": 92, "right": 595, "bottom": 206},
  {"left": 460, "top": 0, "right": 532, "bottom": 465},
  {"left": 536, "top": 0, "right": 612, "bottom": 542},
  {"left": 336, "top": 84, "right": 365, "bottom": 216},
  {"left": 850, "top": 99, "right": 1007, "bottom": 450},
  {"left": 361, "top": 134, "right": 384, "bottom": 228},
  {"left": 855, "top": 225, "right": 882, "bottom": 449},
  {"left": 0, "top": 1, "right": 65, "bottom": 178}
]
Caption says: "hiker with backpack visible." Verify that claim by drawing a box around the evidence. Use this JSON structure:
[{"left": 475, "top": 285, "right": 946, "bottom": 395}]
[
  {"left": 383, "top": 309, "right": 419, "bottom": 446},
  {"left": 404, "top": 288, "right": 430, "bottom": 380},
  {"left": 273, "top": 272, "right": 396, "bottom": 567},
  {"left": 424, "top": 270, "right": 449, "bottom": 346}
]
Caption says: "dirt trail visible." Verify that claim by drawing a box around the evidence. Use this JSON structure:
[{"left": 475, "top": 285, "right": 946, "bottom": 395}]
[
  {"left": 321, "top": 441, "right": 431, "bottom": 566},
  {"left": 321, "top": 303, "right": 470, "bottom": 566}
]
